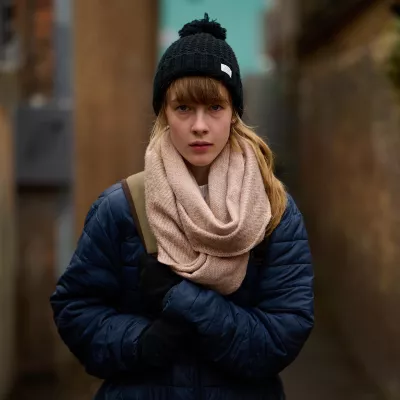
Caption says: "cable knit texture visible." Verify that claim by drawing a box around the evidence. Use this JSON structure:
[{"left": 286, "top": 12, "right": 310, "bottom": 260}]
[{"left": 144, "top": 133, "right": 271, "bottom": 295}]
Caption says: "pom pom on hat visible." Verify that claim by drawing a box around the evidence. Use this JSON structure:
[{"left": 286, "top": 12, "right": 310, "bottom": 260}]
[{"left": 178, "top": 13, "right": 227, "bottom": 40}]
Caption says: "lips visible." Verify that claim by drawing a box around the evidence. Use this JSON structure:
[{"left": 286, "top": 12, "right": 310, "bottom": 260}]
[
  {"left": 189, "top": 141, "right": 212, "bottom": 147},
  {"left": 189, "top": 141, "right": 213, "bottom": 153}
]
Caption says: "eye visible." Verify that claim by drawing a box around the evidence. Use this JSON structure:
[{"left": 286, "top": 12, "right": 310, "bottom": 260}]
[
  {"left": 210, "top": 105, "right": 223, "bottom": 111},
  {"left": 176, "top": 105, "right": 189, "bottom": 112}
]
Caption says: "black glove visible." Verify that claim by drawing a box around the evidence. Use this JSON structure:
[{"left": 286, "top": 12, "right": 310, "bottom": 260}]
[
  {"left": 138, "top": 252, "right": 182, "bottom": 316},
  {"left": 138, "top": 316, "right": 194, "bottom": 368}
]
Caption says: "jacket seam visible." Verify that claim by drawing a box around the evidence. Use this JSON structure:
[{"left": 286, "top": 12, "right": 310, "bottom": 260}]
[
  {"left": 80, "top": 229, "right": 114, "bottom": 268},
  {"left": 270, "top": 239, "right": 307, "bottom": 244},
  {"left": 268, "top": 262, "right": 311, "bottom": 268}
]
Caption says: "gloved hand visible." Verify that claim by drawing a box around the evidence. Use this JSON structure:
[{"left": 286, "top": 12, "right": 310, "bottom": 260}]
[
  {"left": 138, "top": 252, "right": 182, "bottom": 316},
  {"left": 138, "top": 316, "right": 194, "bottom": 368}
]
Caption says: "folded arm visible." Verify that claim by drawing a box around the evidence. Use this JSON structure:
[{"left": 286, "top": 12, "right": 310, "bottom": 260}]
[{"left": 162, "top": 195, "right": 314, "bottom": 380}]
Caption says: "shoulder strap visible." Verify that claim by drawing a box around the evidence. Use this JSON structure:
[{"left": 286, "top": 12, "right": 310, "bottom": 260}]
[{"left": 121, "top": 172, "right": 158, "bottom": 255}]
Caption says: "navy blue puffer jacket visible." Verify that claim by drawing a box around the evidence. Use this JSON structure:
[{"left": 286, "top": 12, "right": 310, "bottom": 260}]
[{"left": 50, "top": 183, "right": 314, "bottom": 400}]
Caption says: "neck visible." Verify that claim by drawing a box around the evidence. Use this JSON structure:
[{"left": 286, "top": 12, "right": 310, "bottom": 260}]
[{"left": 187, "top": 163, "right": 210, "bottom": 186}]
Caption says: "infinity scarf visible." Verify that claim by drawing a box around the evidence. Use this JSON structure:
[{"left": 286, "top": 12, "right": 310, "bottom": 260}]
[{"left": 144, "top": 132, "right": 271, "bottom": 295}]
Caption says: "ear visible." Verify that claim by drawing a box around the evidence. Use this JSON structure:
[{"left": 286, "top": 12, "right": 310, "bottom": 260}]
[{"left": 231, "top": 110, "right": 239, "bottom": 125}]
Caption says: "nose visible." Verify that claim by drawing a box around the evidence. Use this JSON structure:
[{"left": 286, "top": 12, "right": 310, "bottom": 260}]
[{"left": 191, "top": 109, "right": 209, "bottom": 135}]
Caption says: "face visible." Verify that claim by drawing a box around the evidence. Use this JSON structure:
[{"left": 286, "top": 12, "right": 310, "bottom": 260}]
[{"left": 165, "top": 81, "right": 233, "bottom": 173}]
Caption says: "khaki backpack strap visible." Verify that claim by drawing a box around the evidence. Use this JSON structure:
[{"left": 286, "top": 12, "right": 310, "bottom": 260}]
[{"left": 121, "top": 172, "right": 158, "bottom": 255}]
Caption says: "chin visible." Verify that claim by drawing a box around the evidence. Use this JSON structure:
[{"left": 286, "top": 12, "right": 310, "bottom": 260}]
[
  {"left": 186, "top": 156, "right": 214, "bottom": 167},
  {"left": 191, "top": 161, "right": 212, "bottom": 167}
]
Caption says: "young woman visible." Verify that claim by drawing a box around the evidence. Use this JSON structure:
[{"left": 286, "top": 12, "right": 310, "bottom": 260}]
[{"left": 51, "top": 14, "right": 314, "bottom": 400}]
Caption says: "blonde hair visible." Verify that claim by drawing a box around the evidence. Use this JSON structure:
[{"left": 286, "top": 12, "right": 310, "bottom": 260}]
[{"left": 150, "top": 77, "right": 287, "bottom": 235}]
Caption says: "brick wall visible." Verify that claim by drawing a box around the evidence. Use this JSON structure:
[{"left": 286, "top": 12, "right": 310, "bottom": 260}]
[
  {"left": 0, "top": 107, "right": 16, "bottom": 399},
  {"left": 297, "top": 1, "right": 400, "bottom": 397},
  {"left": 18, "top": 0, "right": 54, "bottom": 99},
  {"left": 73, "top": 0, "right": 158, "bottom": 233}
]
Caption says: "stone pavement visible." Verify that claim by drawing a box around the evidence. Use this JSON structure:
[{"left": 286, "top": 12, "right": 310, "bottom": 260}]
[{"left": 281, "top": 310, "right": 384, "bottom": 400}]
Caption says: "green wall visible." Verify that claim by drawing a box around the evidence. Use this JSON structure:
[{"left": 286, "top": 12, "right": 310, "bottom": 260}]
[{"left": 159, "top": 0, "right": 271, "bottom": 76}]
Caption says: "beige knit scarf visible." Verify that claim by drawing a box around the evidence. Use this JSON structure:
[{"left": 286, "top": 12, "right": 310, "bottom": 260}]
[{"left": 144, "top": 132, "right": 271, "bottom": 295}]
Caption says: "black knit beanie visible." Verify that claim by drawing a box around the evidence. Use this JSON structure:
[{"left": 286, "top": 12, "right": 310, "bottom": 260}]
[{"left": 153, "top": 13, "right": 243, "bottom": 117}]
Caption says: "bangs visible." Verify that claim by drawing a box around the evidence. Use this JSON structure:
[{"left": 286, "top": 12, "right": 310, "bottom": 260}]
[{"left": 166, "top": 76, "right": 231, "bottom": 106}]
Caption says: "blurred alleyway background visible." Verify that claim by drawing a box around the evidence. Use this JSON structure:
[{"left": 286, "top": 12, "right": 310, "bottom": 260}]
[{"left": 1, "top": 0, "right": 400, "bottom": 399}]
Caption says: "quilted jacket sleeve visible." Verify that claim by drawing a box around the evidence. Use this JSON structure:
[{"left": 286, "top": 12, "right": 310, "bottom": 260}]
[
  {"left": 162, "top": 194, "right": 314, "bottom": 380},
  {"left": 50, "top": 186, "right": 150, "bottom": 379}
]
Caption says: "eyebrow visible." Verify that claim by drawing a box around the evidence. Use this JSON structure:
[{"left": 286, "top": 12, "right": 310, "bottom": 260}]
[{"left": 169, "top": 97, "right": 229, "bottom": 105}]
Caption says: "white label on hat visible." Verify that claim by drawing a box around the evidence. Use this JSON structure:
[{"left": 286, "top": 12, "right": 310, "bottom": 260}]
[{"left": 221, "top": 63, "right": 232, "bottom": 78}]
